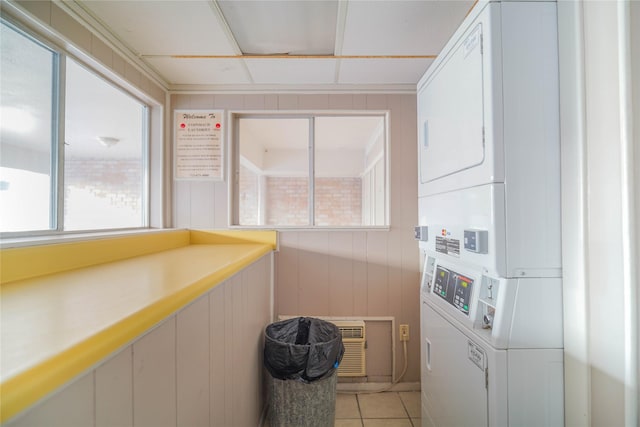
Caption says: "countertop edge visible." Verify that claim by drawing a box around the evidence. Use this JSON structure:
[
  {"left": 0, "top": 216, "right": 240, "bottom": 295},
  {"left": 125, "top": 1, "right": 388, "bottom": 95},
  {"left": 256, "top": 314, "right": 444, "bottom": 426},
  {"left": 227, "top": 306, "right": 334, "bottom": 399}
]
[{"left": 0, "top": 243, "right": 273, "bottom": 424}]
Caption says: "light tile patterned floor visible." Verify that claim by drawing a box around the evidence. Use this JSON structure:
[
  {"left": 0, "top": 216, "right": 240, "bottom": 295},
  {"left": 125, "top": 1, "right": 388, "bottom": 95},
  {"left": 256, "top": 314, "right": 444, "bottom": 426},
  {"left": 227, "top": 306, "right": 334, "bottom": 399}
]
[
  {"left": 335, "top": 391, "right": 421, "bottom": 427},
  {"left": 264, "top": 391, "right": 421, "bottom": 426}
]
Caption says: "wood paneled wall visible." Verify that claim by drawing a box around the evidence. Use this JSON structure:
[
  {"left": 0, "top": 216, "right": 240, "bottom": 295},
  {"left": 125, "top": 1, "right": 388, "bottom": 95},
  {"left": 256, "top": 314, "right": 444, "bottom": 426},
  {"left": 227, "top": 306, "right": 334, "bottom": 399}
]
[
  {"left": 6, "top": 254, "right": 272, "bottom": 427},
  {"left": 171, "top": 94, "right": 420, "bottom": 383}
]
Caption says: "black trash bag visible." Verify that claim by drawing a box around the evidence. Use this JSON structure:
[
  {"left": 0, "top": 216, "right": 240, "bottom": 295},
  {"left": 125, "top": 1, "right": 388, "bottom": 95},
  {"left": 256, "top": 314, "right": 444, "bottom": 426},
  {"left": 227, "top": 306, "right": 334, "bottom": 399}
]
[{"left": 264, "top": 317, "right": 345, "bottom": 382}]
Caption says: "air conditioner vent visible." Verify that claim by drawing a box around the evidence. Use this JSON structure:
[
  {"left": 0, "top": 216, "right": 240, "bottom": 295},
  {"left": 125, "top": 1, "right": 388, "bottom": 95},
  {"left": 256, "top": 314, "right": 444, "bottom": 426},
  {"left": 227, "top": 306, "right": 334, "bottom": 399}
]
[
  {"left": 339, "top": 327, "right": 365, "bottom": 340},
  {"left": 326, "top": 320, "right": 366, "bottom": 377},
  {"left": 277, "top": 317, "right": 367, "bottom": 377}
]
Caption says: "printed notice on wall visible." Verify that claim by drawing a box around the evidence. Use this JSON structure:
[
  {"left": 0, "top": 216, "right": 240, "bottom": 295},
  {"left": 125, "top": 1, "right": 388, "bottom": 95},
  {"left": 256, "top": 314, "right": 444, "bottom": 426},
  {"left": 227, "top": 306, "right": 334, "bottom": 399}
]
[{"left": 174, "top": 110, "right": 224, "bottom": 180}]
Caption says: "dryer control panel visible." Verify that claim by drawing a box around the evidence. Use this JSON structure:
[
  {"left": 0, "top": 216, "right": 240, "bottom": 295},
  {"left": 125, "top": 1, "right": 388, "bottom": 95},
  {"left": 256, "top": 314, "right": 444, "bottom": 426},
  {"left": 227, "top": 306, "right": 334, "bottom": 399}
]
[{"left": 433, "top": 266, "right": 474, "bottom": 316}]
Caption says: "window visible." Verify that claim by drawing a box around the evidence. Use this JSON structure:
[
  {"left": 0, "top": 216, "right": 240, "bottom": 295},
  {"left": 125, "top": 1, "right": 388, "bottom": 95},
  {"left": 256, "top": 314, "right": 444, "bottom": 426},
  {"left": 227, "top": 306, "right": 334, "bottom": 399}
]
[
  {"left": 63, "top": 59, "right": 146, "bottom": 230},
  {"left": 0, "top": 19, "right": 56, "bottom": 232},
  {"left": 0, "top": 19, "right": 148, "bottom": 234},
  {"left": 232, "top": 113, "right": 387, "bottom": 227}
]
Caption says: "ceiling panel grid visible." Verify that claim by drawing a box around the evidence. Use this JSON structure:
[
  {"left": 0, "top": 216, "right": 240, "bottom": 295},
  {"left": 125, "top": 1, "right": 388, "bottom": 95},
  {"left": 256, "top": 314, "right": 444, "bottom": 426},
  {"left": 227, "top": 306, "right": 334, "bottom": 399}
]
[{"left": 75, "top": 0, "right": 476, "bottom": 91}]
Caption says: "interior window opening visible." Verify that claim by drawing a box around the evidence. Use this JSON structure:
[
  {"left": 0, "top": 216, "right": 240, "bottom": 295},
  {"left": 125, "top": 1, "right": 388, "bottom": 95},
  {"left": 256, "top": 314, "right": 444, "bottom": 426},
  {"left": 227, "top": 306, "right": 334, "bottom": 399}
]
[{"left": 234, "top": 114, "right": 388, "bottom": 228}]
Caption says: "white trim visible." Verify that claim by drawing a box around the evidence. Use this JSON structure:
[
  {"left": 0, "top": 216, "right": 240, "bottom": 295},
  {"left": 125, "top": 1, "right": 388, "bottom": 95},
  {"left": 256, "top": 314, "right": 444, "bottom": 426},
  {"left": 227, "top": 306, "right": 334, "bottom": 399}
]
[
  {"left": 55, "top": 50, "right": 66, "bottom": 232},
  {"left": 163, "top": 92, "right": 173, "bottom": 228},
  {"left": 309, "top": 117, "right": 316, "bottom": 226},
  {"left": 0, "top": 228, "right": 184, "bottom": 249},
  {"left": 617, "top": 2, "right": 638, "bottom": 425},
  {"left": 332, "top": 0, "right": 349, "bottom": 84},
  {"left": 384, "top": 111, "right": 390, "bottom": 227},
  {"left": 55, "top": 0, "right": 169, "bottom": 91},
  {"left": 558, "top": 0, "right": 591, "bottom": 424},
  {"left": 337, "top": 381, "right": 421, "bottom": 393},
  {"left": 168, "top": 84, "right": 417, "bottom": 95},
  {"left": 206, "top": 0, "right": 243, "bottom": 56},
  {"left": 230, "top": 110, "right": 390, "bottom": 117},
  {"left": 228, "top": 225, "right": 390, "bottom": 232}
]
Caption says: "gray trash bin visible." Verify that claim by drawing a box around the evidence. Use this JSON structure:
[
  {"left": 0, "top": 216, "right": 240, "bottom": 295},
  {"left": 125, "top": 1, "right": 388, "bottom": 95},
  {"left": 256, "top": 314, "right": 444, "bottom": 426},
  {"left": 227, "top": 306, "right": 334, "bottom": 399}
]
[{"left": 264, "top": 317, "right": 344, "bottom": 427}]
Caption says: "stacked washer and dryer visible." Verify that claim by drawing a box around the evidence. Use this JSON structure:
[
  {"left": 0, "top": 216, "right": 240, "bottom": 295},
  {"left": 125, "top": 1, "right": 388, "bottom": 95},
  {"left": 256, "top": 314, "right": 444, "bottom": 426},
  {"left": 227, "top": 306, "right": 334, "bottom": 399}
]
[{"left": 416, "top": 1, "right": 564, "bottom": 426}]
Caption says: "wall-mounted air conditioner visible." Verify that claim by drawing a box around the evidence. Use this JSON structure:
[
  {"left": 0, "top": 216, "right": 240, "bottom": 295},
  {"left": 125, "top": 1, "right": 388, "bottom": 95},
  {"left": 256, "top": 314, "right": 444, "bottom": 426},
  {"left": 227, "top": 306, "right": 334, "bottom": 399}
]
[
  {"left": 331, "top": 320, "right": 366, "bottom": 377},
  {"left": 278, "top": 316, "right": 367, "bottom": 377}
]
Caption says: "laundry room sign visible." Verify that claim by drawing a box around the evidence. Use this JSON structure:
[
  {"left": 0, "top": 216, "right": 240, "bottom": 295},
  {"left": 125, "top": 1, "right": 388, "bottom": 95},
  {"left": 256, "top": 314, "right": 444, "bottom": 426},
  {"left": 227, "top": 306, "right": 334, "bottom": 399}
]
[{"left": 174, "top": 110, "right": 224, "bottom": 180}]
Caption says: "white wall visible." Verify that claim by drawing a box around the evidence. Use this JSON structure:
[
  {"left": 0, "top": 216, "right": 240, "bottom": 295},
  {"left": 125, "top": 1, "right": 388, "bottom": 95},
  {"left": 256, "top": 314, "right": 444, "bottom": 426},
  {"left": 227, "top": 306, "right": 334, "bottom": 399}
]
[{"left": 558, "top": 1, "right": 639, "bottom": 425}]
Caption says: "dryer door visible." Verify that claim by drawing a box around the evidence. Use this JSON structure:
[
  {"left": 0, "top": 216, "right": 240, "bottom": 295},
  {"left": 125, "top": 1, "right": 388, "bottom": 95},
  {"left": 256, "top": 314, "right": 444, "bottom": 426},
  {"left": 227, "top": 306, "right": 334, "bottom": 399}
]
[{"left": 418, "top": 23, "right": 484, "bottom": 192}]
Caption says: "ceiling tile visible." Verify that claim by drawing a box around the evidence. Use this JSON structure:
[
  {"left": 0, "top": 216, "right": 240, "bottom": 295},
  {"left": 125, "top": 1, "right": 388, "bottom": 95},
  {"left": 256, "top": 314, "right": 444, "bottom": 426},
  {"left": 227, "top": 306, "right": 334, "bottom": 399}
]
[
  {"left": 338, "top": 58, "right": 434, "bottom": 85},
  {"left": 80, "top": 0, "right": 238, "bottom": 56},
  {"left": 218, "top": 0, "right": 338, "bottom": 55},
  {"left": 244, "top": 58, "right": 337, "bottom": 85},
  {"left": 145, "top": 58, "right": 250, "bottom": 85},
  {"left": 340, "top": 0, "right": 474, "bottom": 55}
]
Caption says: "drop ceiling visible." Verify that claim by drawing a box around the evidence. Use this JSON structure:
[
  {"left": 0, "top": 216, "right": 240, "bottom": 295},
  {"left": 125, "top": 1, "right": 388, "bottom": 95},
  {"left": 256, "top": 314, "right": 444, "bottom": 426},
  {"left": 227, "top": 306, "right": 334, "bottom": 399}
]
[{"left": 72, "top": 0, "right": 476, "bottom": 92}]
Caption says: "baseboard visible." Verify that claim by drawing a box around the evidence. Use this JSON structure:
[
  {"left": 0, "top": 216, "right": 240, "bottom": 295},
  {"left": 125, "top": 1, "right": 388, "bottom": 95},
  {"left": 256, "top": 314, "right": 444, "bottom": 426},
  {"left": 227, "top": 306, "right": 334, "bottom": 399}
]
[{"left": 337, "top": 381, "right": 420, "bottom": 393}]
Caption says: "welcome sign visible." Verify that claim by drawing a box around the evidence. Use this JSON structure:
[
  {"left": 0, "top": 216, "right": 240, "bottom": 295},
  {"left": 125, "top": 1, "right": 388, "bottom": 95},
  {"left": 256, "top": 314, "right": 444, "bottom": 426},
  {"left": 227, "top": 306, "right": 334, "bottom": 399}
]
[{"left": 174, "top": 110, "right": 224, "bottom": 180}]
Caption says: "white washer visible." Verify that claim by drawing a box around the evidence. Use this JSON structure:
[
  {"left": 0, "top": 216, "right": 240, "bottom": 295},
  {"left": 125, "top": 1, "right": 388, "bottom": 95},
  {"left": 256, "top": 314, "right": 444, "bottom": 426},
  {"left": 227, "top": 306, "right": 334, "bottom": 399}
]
[
  {"left": 416, "top": 1, "right": 564, "bottom": 426},
  {"left": 420, "top": 257, "right": 564, "bottom": 427}
]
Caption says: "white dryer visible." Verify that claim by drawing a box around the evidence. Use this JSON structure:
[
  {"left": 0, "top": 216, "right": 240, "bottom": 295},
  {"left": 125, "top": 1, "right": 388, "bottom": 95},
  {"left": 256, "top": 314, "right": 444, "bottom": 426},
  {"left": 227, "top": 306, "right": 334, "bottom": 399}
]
[
  {"left": 416, "top": 1, "right": 564, "bottom": 426},
  {"left": 417, "top": 0, "right": 560, "bottom": 199}
]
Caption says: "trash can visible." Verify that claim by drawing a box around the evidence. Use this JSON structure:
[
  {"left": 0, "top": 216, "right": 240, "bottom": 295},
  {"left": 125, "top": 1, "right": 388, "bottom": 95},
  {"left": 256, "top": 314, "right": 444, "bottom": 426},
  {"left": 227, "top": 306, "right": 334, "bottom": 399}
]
[{"left": 264, "top": 317, "right": 344, "bottom": 427}]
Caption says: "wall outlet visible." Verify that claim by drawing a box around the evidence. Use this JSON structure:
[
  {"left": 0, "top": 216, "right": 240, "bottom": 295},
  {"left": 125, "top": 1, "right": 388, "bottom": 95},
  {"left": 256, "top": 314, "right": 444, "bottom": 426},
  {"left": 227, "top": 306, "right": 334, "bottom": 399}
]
[{"left": 400, "top": 324, "right": 410, "bottom": 341}]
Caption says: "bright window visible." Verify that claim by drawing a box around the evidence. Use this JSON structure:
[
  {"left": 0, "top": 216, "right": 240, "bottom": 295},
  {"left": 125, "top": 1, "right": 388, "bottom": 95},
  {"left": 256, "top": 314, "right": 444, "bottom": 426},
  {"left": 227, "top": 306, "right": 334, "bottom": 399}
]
[
  {"left": 0, "top": 20, "right": 56, "bottom": 232},
  {"left": 64, "top": 59, "right": 146, "bottom": 231},
  {"left": 232, "top": 113, "right": 387, "bottom": 227},
  {"left": 0, "top": 19, "right": 148, "bottom": 234}
]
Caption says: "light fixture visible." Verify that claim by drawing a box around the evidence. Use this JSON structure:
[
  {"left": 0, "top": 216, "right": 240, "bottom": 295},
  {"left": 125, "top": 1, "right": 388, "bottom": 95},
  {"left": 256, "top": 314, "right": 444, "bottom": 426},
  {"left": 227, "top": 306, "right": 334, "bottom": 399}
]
[{"left": 96, "top": 136, "right": 120, "bottom": 147}]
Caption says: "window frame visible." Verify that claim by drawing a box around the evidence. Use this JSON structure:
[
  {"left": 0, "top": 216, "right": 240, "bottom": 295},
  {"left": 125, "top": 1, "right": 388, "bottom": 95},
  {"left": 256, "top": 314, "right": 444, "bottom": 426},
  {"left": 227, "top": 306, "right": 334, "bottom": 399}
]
[
  {"left": 0, "top": 16, "right": 151, "bottom": 239},
  {"left": 229, "top": 110, "right": 390, "bottom": 230}
]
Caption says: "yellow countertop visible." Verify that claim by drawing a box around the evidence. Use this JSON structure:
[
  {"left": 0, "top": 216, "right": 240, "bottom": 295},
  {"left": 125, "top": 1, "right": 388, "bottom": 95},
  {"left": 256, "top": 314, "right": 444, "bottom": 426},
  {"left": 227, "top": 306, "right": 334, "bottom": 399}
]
[{"left": 0, "top": 229, "right": 276, "bottom": 423}]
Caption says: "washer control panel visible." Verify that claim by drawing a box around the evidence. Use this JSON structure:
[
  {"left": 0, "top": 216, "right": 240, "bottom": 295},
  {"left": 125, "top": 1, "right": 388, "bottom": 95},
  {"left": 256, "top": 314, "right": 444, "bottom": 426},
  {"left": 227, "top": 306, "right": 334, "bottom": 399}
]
[{"left": 433, "top": 266, "right": 474, "bottom": 315}]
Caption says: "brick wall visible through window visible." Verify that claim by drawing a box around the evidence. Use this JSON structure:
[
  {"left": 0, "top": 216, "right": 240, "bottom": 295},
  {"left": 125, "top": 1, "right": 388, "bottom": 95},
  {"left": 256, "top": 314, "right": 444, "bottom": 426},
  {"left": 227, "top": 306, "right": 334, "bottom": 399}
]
[
  {"left": 265, "top": 177, "right": 309, "bottom": 226},
  {"left": 64, "top": 158, "right": 142, "bottom": 228},
  {"left": 315, "top": 177, "right": 362, "bottom": 226},
  {"left": 263, "top": 176, "right": 362, "bottom": 226}
]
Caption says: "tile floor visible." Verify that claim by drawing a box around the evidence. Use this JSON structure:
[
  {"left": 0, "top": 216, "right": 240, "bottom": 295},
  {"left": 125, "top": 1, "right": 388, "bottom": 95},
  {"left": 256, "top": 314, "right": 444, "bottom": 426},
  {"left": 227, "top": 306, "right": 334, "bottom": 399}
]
[
  {"left": 334, "top": 391, "right": 421, "bottom": 427},
  {"left": 264, "top": 390, "right": 421, "bottom": 427}
]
